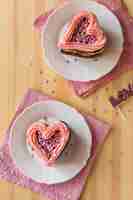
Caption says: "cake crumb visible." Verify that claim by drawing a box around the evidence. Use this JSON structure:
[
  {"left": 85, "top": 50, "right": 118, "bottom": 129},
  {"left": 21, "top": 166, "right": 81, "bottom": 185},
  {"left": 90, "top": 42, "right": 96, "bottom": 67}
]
[
  {"left": 103, "top": 108, "right": 108, "bottom": 113},
  {"left": 105, "top": 87, "right": 109, "bottom": 91},
  {"left": 40, "top": 69, "right": 43, "bottom": 75},
  {"left": 43, "top": 79, "right": 49, "bottom": 84},
  {"left": 93, "top": 108, "right": 96, "bottom": 113},
  {"left": 29, "top": 56, "right": 33, "bottom": 66},
  {"left": 51, "top": 90, "right": 55, "bottom": 94},
  {"left": 66, "top": 59, "right": 70, "bottom": 64},
  {"left": 74, "top": 58, "right": 78, "bottom": 62},
  {"left": 93, "top": 57, "right": 99, "bottom": 62}
]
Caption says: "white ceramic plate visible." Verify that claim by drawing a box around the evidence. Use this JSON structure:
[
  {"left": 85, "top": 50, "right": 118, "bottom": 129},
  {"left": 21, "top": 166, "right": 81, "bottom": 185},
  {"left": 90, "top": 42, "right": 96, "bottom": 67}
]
[
  {"left": 10, "top": 101, "right": 92, "bottom": 184},
  {"left": 42, "top": 0, "right": 124, "bottom": 82}
]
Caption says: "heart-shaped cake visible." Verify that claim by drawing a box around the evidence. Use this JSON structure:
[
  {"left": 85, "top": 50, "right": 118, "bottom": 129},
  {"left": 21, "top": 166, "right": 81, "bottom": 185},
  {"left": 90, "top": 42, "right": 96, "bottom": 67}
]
[
  {"left": 26, "top": 119, "right": 70, "bottom": 166},
  {"left": 58, "top": 11, "right": 107, "bottom": 57}
]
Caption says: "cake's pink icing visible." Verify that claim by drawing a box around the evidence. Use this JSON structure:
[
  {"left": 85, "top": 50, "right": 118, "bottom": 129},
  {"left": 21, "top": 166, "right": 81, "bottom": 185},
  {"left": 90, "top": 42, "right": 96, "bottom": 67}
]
[
  {"left": 58, "top": 11, "right": 107, "bottom": 52},
  {"left": 71, "top": 18, "right": 97, "bottom": 45},
  {"left": 37, "top": 131, "right": 61, "bottom": 153},
  {"left": 26, "top": 121, "right": 70, "bottom": 165}
]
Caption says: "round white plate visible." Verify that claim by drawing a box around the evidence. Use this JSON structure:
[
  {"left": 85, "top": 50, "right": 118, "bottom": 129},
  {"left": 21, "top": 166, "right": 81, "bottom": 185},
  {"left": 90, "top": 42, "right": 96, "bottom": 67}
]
[
  {"left": 42, "top": 0, "right": 124, "bottom": 82},
  {"left": 10, "top": 101, "right": 92, "bottom": 184}
]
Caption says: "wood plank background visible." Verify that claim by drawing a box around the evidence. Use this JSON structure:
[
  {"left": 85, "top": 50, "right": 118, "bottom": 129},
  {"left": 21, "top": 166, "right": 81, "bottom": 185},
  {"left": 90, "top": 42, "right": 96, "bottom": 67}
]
[{"left": 1, "top": 0, "right": 133, "bottom": 199}]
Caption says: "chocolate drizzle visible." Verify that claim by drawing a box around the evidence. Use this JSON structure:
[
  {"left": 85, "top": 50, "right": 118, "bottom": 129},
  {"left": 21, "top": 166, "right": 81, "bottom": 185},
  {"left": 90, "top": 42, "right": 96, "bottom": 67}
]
[{"left": 109, "top": 83, "right": 133, "bottom": 107}]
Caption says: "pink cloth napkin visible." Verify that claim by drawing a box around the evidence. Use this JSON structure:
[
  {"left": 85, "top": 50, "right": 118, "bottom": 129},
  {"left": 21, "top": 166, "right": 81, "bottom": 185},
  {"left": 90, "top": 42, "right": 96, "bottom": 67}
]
[
  {"left": 34, "top": 0, "right": 133, "bottom": 97},
  {"left": 0, "top": 89, "right": 111, "bottom": 200}
]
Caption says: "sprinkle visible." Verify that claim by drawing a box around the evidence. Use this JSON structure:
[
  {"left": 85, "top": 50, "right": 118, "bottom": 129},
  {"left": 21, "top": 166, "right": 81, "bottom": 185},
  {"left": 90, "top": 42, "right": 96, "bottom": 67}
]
[
  {"left": 108, "top": 160, "right": 113, "bottom": 164},
  {"left": 66, "top": 59, "right": 70, "bottom": 64},
  {"left": 109, "top": 82, "right": 133, "bottom": 108},
  {"left": 105, "top": 87, "right": 109, "bottom": 91},
  {"left": 29, "top": 56, "right": 33, "bottom": 66},
  {"left": 51, "top": 90, "right": 55, "bottom": 94},
  {"left": 43, "top": 79, "right": 49, "bottom": 84},
  {"left": 109, "top": 96, "right": 120, "bottom": 108},
  {"left": 40, "top": 69, "right": 43, "bottom": 75},
  {"left": 95, "top": 95, "right": 99, "bottom": 100},
  {"left": 93, "top": 108, "right": 96, "bottom": 113},
  {"left": 103, "top": 108, "right": 108, "bottom": 113},
  {"left": 74, "top": 58, "right": 78, "bottom": 62},
  {"left": 93, "top": 57, "right": 99, "bottom": 62}
]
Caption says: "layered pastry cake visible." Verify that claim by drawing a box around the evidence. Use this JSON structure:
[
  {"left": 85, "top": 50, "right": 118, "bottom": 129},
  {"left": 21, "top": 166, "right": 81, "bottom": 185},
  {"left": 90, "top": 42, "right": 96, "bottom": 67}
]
[
  {"left": 58, "top": 11, "right": 107, "bottom": 57},
  {"left": 26, "top": 118, "right": 71, "bottom": 166}
]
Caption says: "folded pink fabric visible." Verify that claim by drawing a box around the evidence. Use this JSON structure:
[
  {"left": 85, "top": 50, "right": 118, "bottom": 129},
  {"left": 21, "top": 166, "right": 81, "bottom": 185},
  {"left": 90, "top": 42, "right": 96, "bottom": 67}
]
[
  {"left": 34, "top": 0, "right": 133, "bottom": 97},
  {"left": 0, "top": 89, "right": 111, "bottom": 200}
]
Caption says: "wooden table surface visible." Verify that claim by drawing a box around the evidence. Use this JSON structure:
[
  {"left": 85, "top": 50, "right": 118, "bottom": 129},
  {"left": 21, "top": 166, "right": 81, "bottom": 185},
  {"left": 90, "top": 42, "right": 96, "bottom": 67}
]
[{"left": 1, "top": 0, "right": 133, "bottom": 199}]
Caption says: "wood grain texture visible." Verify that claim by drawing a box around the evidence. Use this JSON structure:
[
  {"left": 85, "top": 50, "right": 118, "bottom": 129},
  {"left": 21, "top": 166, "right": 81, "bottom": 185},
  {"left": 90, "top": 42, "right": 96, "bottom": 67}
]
[{"left": 0, "top": 0, "right": 133, "bottom": 200}]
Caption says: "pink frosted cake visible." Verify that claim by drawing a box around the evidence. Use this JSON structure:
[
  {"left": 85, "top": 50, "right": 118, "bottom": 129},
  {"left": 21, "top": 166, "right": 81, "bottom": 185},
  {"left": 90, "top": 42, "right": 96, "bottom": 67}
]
[
  {"left": 58, "top": 11, "right": 107, "bottom": 57},
  {"left": 26, "top": 118, "right": 71, "bottom": 166}
]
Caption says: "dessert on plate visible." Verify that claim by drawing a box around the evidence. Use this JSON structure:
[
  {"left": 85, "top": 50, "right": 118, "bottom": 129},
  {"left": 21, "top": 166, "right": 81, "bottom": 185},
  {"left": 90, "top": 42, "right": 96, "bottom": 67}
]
[
  {"left": 26, "top": 118, "right": 71, "bottom": 166},
  {"left": 58, "top": 11, "right": 107, "bottom": 57}
]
